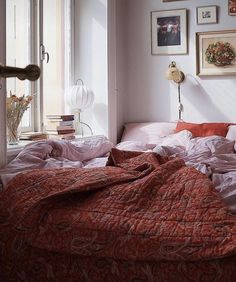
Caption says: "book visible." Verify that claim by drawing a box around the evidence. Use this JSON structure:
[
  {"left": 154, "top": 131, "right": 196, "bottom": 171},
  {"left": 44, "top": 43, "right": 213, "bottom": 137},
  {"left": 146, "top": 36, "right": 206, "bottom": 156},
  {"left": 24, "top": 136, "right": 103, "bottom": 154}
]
[
  {"left": 46, "top": 114, "right": 74, "bottom": 121},
  {"left": 57, "top": 129, "right": 75, "bottom": 135},
  {"left": 46, "top": 120, "right": 74, "bottom": 131},
  {"left": 20, "top": 132, "right": 48, "bottom": 141},
  {"left": 59, "top": 120, "right": 74, "bottom": 126},
  {"left": 56, "top": 125, "right": 74, "bottom": 131}
]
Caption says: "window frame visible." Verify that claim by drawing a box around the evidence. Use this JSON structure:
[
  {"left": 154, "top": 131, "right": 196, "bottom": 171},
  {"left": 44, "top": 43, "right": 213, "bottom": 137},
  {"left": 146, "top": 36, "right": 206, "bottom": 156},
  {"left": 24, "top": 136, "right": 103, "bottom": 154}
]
[{"left": 5, "top": 0, "right": 74, "bottom": 133}]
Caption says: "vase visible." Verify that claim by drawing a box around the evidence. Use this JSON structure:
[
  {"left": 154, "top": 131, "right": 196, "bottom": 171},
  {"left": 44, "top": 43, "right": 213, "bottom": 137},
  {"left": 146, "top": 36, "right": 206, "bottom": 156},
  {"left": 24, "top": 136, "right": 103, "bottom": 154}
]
[{"left": 7, "top": 124, "right": 21, "bottom": 145}]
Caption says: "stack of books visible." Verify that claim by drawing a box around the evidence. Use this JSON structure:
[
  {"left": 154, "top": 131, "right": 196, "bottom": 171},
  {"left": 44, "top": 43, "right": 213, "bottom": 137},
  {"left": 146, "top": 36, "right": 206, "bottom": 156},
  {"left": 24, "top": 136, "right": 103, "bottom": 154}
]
[
  {"left": 20, "top": 132, "right": 48, "bottom": 141},
  {"left": 46, "top": 114, "right": 75, "bottom": 140}
]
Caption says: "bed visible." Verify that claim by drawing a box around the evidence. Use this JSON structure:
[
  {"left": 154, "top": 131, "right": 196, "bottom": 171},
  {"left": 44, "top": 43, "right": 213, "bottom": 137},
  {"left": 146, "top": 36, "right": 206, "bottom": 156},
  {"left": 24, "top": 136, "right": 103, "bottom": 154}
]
[{"left": 1, "top": 122, "right": 236, "bottom": 281}]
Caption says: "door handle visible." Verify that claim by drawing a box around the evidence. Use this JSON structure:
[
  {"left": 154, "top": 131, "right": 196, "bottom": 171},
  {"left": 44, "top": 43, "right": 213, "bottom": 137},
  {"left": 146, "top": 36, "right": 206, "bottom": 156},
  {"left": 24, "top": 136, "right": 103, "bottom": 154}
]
[
  {"left": 0, "top": 64, "right": 41, "bottom": 81},
  {"left": 40, "top": 44, "right": 50, "bottom": 63}
]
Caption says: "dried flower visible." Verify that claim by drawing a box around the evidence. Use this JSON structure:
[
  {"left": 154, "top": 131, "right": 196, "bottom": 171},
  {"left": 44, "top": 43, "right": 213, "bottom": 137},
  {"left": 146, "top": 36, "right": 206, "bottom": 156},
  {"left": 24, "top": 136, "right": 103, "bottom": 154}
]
[
  {"left": 6, "top": 92, "right": 34, "bottom": 144},
  {"left": 205, "top": 41, "right": 236, "bottom": 66}
]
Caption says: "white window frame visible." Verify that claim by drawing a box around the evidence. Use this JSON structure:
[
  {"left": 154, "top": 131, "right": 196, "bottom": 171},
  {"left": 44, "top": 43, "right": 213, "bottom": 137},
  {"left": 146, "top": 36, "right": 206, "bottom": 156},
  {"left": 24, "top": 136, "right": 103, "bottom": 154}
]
[{"left": 38, "top": 0, "right": 73, "bottom": 131}]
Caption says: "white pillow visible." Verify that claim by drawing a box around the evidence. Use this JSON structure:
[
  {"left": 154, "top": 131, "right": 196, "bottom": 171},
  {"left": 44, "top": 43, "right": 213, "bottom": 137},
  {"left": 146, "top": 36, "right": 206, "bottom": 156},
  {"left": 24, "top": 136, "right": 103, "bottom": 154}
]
[
  {"left": 158, "top": 130, "right": 193, "bottom": 147},
  {"left": 116, "top": 141, "right": 156, "bottom": 152},
  {"left": 121, "top": 122, "right": 177, "bottom": 143},
  {"left": 226, "top": 125, "right": 236, "bottom": 141}
]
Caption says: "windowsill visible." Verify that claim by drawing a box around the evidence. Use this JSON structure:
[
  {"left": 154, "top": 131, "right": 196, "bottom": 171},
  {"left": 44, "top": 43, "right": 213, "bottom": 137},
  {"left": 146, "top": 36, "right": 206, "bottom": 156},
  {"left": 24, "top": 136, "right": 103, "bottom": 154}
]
[{"left": 7, "top": 140, "right": 33, "bottom": 150}]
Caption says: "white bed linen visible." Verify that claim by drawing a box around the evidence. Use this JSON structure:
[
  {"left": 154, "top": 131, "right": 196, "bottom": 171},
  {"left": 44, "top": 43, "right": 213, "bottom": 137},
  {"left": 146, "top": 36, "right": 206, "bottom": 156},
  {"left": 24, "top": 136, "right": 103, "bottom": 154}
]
[
  {"left": 2, "top": 132, "right": 236, "bottom": 214},
  {"left": 152, "top": 134, "right": 236, "bottom": 213},
  {"left": 0, "top": 135, "right": 113, "bottom": 189},
  {"left": 117, "top": 132, "right": 236, "bottom": 213}
]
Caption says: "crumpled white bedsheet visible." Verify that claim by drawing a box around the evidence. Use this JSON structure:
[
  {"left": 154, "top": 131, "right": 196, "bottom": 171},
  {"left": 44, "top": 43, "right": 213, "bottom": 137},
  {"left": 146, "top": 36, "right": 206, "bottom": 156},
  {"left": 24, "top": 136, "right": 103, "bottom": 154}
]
[
  {"left": 116, "top": 131, "right": 236, "bottom": 213},
  {"left": 152, "top": 134, "right": 236, "bottom": 213},
  {"left": 0, "top": 135, "right": 113, "bottom": 189},
  {"left": 2, "top": 131, "right": 236, "bottom": 214}
]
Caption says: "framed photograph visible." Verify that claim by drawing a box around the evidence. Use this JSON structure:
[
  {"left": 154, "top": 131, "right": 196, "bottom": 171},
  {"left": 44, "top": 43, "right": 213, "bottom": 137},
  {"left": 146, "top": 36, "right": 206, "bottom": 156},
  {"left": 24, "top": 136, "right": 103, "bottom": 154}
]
[
  {"left": 151, "top": 9, "right": 187, "bottom": 55},
  {"left": 196, "top": 30, "right": 236, "bottom": 76},
  {"left": 229, "top": 0, "right": 236, "bottom": 15},
  {"left": 197, "top": 6, "right": 217, "bottom": 24}
]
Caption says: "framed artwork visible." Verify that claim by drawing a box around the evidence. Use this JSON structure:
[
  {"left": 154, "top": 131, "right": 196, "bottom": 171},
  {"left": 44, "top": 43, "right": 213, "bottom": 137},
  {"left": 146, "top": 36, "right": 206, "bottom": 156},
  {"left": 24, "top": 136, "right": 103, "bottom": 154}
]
[
  {"left": 163, "top": 0, "right": 187, "bottom": 2},
  {"left": 196, "top": 6, "right": 217, "bottom": 24},
  {"left": 151, "top": 9, "right": 187, "bottom": 55},
  {"left": 229, "top": 0, "right": 236, "bottom": 15},
  {"left": 196, "top": 30, "right": 236, "bottom": 76}
]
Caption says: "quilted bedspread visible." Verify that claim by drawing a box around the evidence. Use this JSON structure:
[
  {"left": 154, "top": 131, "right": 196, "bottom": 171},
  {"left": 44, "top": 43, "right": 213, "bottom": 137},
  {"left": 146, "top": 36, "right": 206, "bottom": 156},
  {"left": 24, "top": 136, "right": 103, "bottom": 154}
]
[{"left": 1, "top": 148, "right": 236, "bottom": 281}]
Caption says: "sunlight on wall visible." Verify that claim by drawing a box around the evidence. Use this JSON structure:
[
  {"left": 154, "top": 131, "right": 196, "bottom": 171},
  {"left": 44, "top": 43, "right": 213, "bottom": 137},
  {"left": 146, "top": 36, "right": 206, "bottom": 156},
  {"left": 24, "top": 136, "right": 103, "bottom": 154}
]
[
  {"left": 121, "top": 0, "right": 236, "bottom": 123},
  {"left": 90, "top": 17, "right": 108, "bottom": 134},
  {"left": 75, "top": 0, "right": 108, "bottom": 136}
]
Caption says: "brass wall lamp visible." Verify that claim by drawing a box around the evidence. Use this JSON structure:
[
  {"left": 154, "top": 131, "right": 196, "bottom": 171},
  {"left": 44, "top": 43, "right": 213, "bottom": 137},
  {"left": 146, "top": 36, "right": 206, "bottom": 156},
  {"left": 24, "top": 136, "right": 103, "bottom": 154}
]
[
  {"left": 166, "top": 61, "right": 185, "bottom": 120},
  {"left": 0, "top": 64, "right": 41, "bottom": 81}
]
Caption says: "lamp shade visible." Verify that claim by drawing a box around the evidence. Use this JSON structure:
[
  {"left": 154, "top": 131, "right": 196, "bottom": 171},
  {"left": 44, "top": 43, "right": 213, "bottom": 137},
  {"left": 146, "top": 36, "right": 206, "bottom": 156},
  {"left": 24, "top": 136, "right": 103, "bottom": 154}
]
[
  {"left": 166, "top": 61, "right": 185, "bottom": 83},
  {"left": 67, "top": 79, "right": 94, "bottom": 111}
]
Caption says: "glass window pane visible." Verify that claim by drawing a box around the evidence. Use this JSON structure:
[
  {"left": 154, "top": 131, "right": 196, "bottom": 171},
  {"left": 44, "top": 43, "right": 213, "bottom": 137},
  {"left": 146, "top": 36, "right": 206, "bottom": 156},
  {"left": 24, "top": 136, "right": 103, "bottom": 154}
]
[
  {"left": 6, "top": 0, "right": 31, "bottom": 129},
  {"left": 42, "top": 0, "right": 71, "bottom": 128}
]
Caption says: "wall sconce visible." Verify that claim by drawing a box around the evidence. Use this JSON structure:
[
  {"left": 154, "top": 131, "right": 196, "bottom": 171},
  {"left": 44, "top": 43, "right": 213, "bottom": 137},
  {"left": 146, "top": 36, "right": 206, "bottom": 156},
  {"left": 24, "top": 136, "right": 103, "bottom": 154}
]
[
  {"left": 166, "top": 61, "right": 185, "bottom": 120},
  {"left": 67, "top": 79, "right": 94, "bottom": 136}
]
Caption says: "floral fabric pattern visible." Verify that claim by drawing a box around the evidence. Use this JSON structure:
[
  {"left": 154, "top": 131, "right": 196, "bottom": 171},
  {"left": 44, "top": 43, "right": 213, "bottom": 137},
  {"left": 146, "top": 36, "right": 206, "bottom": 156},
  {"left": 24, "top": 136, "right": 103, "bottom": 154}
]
[{"left": 1, "top": 149, "right": 236, "bottom": 281}]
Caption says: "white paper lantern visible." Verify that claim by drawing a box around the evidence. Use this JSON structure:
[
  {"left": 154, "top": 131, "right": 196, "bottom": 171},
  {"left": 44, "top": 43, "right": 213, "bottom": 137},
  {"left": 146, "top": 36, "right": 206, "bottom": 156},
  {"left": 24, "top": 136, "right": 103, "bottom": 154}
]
[{"left": 67, "top": 79, "right": 94, "bottom": 111}]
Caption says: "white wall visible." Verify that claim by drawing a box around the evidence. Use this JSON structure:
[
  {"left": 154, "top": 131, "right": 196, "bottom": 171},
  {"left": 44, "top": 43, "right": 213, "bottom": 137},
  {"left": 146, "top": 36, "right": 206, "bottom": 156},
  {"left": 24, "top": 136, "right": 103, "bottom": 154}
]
[
  {"left": 74, "top": 0, "right": 108, "bottom": 136},
  {"left": 117, "top": 0, "right": 236, "bottom": 129},
  {"left": 116, "top": 0, "right": 127, "bottom": 139}
]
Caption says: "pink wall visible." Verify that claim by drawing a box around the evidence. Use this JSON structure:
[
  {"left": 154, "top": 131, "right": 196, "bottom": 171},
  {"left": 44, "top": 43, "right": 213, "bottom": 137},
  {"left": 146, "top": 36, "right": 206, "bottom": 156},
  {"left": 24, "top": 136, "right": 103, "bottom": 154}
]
[{"left": 116, "top": 0, "right": 236, "bottom": 129}]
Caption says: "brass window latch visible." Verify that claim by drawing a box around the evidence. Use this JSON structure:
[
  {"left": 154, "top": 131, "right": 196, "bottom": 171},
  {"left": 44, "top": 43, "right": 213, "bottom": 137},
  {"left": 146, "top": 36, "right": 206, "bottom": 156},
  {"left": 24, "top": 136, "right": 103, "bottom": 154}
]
[{"left": 0, "top": 64, "right": 40, "bottom": 81}]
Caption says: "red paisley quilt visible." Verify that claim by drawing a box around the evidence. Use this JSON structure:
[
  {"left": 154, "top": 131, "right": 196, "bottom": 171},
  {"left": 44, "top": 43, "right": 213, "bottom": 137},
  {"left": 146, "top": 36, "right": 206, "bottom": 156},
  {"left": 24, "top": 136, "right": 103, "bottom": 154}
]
[{"left": 1, "top": 148, "right": 236, "bottom": 281}]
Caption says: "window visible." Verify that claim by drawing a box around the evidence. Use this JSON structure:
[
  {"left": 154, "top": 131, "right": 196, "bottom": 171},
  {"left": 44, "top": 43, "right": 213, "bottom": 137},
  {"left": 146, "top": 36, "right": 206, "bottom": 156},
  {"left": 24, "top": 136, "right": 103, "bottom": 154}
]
[
  {"left": 6, "top": 0, "right": 33, "bottom": 130},
  {"left": 6, "top": 0, "right": 72, "bottom": 132}
]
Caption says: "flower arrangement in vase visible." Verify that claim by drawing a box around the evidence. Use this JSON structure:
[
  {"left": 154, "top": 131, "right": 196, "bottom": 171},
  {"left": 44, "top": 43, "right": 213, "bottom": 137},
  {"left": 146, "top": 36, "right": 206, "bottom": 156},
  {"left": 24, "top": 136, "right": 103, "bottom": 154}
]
[{"left": 6, "top": 92, "right": 33, "bottom": 145}]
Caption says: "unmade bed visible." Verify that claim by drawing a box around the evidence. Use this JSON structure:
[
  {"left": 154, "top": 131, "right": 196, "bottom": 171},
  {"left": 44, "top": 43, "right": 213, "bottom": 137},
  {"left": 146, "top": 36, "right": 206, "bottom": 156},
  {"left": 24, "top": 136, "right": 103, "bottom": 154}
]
[{"left": 1, "top": 122, "right": 236, "bottom": 281}]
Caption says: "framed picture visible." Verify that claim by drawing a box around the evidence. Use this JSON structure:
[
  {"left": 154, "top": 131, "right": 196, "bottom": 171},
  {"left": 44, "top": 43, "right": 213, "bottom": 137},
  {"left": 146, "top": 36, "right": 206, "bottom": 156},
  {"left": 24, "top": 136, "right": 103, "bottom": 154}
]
[
  {"left": 163, "top": 0, "right": 187, "bottom": 2},
  {"left": 151, "top": 9, "right": 187, "bottom": 55},
  {"left": 196, "top": 6, "right": 217, "bottom": 24},
  {"left": 229, "top": 0, "right": 236, "bottom": 15},
  {"left": 196, "top": 30, "right": 236, "bottom": 76}
]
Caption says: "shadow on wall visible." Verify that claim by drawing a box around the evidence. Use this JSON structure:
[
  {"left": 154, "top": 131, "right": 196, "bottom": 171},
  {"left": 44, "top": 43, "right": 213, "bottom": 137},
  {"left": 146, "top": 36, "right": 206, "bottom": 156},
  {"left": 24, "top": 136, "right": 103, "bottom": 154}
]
[
  {"left": 182, "top": 74, "right": 229, "bottom": 122},
  {"left": 93, "top": 102, "right": 108, "bottom": 132}
]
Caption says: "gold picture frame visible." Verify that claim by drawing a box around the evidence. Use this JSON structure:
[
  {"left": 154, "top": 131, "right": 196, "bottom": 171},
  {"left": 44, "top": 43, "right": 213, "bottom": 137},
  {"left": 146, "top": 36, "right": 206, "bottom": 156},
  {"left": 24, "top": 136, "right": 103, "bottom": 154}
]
[
  {"left": 196, "top": 30, "right": 236, "bottom": 76},
  {"left": 151, "top": 9, "right": 187, "bottom": 55}
]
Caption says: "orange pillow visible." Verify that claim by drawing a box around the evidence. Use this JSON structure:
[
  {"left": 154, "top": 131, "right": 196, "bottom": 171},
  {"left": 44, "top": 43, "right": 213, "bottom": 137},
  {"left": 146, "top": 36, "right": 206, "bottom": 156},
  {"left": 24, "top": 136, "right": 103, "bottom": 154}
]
[{"left": 175, "top": 122, "right": 230, "bottom": 137}]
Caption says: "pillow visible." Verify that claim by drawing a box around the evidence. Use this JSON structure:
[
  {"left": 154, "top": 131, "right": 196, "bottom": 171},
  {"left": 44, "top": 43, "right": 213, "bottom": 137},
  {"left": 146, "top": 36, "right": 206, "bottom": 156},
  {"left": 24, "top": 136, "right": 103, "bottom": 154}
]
[
  {"left": 158, "top": 130, "right": 192, "bottom": 147},
  {"left": 226, "top": 125, "right": 236, "bottom": 141},
  {"left": 121, "top": 122, "right": 177, "bottom": 143},
  {"left": 175, "top": 121, "right": 230, "bottom": 137},
  {"left": 116, "top": 141, "right": 156, "bottom": 152}
]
